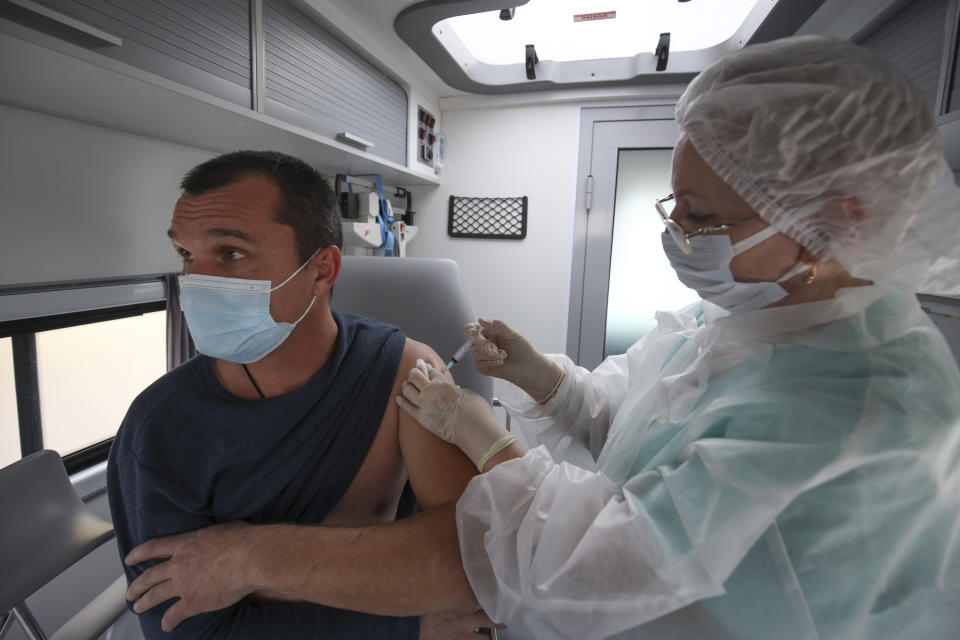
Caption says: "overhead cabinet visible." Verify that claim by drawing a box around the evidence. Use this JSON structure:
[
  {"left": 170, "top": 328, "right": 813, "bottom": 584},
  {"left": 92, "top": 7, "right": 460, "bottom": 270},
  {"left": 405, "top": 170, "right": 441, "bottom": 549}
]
[
  {"left": 264, "top": 0, "right": 407, "bottom": 166},
  {"left": 0, "top": 0, "right": 421, "bottom": 181},
  {"left": 854, "top": 0, "right": 960, "bottom": 170},
  {"left": 858, "top": 0, "right": 947, "bottom": 113},
  {"left": 2, "top": 0, "right": 253, "bottom": 107}
]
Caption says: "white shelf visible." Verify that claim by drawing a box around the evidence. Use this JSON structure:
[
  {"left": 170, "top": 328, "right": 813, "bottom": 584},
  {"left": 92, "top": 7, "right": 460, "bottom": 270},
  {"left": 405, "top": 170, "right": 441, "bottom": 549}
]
[{"left": 0, "top": 18, "right": 440, "bottom": 186}]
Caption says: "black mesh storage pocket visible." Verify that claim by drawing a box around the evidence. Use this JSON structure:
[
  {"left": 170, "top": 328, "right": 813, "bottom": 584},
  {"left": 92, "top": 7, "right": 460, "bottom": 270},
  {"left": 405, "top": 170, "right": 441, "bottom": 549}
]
[{"left": 448, "top": 196, "right": 527, "bottom": 239}]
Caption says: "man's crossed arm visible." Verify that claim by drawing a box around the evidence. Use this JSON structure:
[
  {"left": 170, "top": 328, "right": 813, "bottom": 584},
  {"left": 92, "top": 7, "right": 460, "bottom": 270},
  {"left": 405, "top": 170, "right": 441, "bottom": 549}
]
[{"left": 125, "top": 505, "right": 476, "bottom": 632}]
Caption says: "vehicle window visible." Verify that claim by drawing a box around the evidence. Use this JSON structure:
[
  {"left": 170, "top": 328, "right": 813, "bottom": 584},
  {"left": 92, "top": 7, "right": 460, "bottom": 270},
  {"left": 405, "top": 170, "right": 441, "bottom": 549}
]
[
  {"left": 0, "top": 338, "right": 19, "bottom": 468},
  {"left": 35, "top": 311, "right": 166, "bottom": 457}
]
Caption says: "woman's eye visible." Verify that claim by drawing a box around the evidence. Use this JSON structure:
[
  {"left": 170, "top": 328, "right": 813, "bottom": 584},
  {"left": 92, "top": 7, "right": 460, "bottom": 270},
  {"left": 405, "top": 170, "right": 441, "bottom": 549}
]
[
  {"left": 177, "top": 249, "right": 193, "bottom": 262},
  {"left": 225, "top": 249, "right": 246, "bottom": 261}
]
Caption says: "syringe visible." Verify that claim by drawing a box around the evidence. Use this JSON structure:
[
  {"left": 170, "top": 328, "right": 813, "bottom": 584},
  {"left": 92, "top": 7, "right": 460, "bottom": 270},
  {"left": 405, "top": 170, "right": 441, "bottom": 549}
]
[{"left": 443, "top": 336, "right": 477, "bottom": 372}]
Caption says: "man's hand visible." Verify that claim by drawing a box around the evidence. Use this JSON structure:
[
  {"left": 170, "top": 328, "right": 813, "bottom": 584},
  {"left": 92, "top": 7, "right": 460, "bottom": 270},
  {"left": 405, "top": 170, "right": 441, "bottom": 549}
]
[
  {"left": 124, "top": 521, "right": 258, "bottom": 632},
  {"left": 420, "top": 608, "right": 504, "bottom": 640}
]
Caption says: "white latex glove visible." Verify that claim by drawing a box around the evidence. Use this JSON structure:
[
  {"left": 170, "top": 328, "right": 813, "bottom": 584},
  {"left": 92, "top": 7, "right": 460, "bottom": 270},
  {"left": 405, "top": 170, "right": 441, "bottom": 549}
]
[
  {"left": 465, "top": 318, "right": 564, "bottom": 404},
  {"left": 397, "top": 360, "right": 516, "bottom": 471}
]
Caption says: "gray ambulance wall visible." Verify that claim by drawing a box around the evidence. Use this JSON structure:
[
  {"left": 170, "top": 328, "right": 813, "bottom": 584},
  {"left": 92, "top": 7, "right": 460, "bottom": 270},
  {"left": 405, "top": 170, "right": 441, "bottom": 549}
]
[
  {"left": 0, "top": 104, "right": 212, "bottom": 287},
  {"left": 406, "top": 102, "right": 579, "bottom": 392}
]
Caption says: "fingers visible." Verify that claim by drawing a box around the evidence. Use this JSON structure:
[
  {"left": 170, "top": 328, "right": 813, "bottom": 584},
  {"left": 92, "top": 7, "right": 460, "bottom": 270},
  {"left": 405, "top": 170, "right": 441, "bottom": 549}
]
[
  {"left": 486, "top": 342, "right": 507, "bottom": 363},
  {"left": 421, "top": 359, "right": 451, "bottom": 382},
  {"left": 411, "top": 359, "right": 447, "bottom": 382},
  {"left": 463, "top": 609, "right": 500, "bottom": 629},
  {"left": 126, "top": 562, "right": 169, "bottom": 601},
  {"left": 464, "top": 322, "right": 481, "bottom": 338},
  {"left": 399, "top": 381, "right": 421, "bottom": 407},
  {"left": 125, "top": 538, "right": 173, "bottom": 568},
  {"left": 427, "top": 365, "right": 448, "bottom": 381},
  {"left": 458, "top": 609, "right": 506, "bottom": 640},
  {"left": 395, "top": 395, "right": 418, "bottom": 417},
  {"left": 161, "top": 600, "right": 191, "bottom": 633},
  {"left": 420, "top": 610, "right": 503, "bottom": 640},
  {"left": 478, "top": 340, "right": 499, "bottom": 357},
  {"left": 406, "top": 366, "right": 430, "bottom": 391},
  {"left": 473, "top": 319, "right": 508, "bottom": 368},
  {"left": 473, "top": 338, "right": 506, "bottom": 367},
  {"left": 131, "top": 577, "right": 176, "bottom": 614},
  {"left": 478, "top": 318, "right": 516, "bottom": 341},
  {"left": 415, "top": 358, "right": 431, "bottom": 376}
]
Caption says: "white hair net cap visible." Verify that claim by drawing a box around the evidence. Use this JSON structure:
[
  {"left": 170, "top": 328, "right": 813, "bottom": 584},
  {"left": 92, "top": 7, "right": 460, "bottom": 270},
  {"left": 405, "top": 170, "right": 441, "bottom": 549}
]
[{"left": 676, "top": 35, "right": 960, "bottom": 296}]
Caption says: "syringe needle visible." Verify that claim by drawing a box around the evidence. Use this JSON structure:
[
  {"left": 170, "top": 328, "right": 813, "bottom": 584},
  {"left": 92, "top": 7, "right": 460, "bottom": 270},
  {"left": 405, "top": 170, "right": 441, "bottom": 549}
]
[{"left": 443, "top": 336, "right": 477, "bottom": 372}]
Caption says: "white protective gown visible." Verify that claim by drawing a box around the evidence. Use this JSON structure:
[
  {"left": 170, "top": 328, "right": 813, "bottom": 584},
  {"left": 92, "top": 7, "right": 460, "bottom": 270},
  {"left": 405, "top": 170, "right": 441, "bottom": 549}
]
[{"left": 456, "top": 285, "right": 960, "bottom": 640}]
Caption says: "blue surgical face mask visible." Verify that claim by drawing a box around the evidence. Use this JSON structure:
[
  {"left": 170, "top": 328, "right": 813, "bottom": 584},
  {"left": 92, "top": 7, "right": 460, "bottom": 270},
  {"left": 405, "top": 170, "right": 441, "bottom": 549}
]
[
  {"left": 178, "top": 250, "right": 320, "bottom": 364},
  {"left": 662, "top": 226, "right": 810, "bottom": 314}
]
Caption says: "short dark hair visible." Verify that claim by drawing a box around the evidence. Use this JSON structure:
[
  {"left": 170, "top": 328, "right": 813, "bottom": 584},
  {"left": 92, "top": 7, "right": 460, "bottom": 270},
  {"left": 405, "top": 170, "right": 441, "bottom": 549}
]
[{"left": 180, "top": 150, "right": 343, "bottom": 260}]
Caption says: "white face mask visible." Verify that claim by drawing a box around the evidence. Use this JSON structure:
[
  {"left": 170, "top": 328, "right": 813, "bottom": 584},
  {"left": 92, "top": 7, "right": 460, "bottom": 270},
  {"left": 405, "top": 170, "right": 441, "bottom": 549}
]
[{"left": 662, "top": 226, "right": 809, "bottom": 313}]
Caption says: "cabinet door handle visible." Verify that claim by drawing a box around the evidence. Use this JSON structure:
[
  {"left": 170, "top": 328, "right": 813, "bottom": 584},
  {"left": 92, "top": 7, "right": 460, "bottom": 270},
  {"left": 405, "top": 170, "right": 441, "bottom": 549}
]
[
  {"left": 6, "top": 0, "right": 123, "bottom": 46},
  {"left": 336, "top": 132, "right": 375, "bottom": 150}
]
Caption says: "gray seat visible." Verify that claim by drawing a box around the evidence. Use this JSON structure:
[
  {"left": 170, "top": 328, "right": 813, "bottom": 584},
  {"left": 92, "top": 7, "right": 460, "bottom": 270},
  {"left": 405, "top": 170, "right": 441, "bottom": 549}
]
[
  {"left": 333, "top": 256, "right": 493, "bottom": 402},
  {"left": 0, "top": 450, "right": 127, "bottom": 640}
]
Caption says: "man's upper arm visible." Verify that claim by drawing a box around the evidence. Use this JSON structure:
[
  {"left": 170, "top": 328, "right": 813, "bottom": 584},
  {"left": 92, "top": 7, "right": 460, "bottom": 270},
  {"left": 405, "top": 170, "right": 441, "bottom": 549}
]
[{"left": 397, "top": 339, "right": 479, "bottom": 510}]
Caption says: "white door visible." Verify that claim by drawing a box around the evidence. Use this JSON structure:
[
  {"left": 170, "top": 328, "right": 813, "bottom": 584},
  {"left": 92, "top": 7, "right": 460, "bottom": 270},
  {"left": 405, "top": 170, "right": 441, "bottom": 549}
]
[{"left": 567, "top": 106, "right": 696, "bottom": 371}]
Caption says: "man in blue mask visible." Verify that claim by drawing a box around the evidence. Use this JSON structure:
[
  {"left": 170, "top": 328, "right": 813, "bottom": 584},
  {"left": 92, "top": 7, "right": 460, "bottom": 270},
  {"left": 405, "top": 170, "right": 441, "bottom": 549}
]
[{"left": 107, "top": 150, "right": 494, "bottom": 639}]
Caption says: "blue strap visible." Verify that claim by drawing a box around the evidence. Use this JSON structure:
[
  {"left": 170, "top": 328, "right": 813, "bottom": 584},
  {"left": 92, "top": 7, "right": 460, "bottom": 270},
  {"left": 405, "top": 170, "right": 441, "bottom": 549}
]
[{"left": 350, "top": 173, "right": 395, "bottom": 256}]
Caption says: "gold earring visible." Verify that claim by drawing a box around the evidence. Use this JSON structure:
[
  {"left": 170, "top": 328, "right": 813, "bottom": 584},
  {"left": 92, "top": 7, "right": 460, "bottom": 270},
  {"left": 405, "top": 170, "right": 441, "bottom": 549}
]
[{"left": 803, "top": 263, "right": 818, "bottom": 285}]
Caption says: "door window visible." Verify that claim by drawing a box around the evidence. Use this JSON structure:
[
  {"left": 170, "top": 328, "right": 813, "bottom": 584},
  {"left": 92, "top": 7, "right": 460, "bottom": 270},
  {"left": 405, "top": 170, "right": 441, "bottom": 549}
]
[{"left": 605, "top": 148, "right": 695, "bottom": 357}]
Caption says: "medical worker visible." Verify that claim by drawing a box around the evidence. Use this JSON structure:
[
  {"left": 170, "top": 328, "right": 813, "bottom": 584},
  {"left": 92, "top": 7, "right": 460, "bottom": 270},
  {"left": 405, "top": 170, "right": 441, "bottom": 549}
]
[
  {"left": 123, "top": 35, "right": 960, "bottom": 640},
  {"left": 400, "top": 35, "right": 960, "bottom": 639}
]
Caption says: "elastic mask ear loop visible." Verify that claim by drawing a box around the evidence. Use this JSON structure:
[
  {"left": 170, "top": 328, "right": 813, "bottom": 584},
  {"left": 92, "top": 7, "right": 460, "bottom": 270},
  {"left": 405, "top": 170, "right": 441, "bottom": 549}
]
[
  {"left": 289, "top": 295, "right": 317, "bottom": 327},
  {"left": 731, "top": 225, "right": 779, "bottom": 256},
  {"left": 269, "top": 248, "right": 322, "bottom": 292}
]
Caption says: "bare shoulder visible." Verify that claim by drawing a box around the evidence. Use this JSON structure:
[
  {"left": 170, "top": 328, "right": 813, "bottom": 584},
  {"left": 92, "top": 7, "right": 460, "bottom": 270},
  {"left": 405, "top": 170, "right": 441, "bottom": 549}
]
[
  {"left": 395, "top": 338, "right": 478, "bottom": 509},
  {"left": 396, "top": 338, "right": 444, "bottom": 379}
]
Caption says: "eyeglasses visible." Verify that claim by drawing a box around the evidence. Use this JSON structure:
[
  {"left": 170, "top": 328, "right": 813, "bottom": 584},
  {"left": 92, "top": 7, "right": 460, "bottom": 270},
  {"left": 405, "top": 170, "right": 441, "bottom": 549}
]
[{"left": 655, "top": 194, "right": 760, "bottom": 254}]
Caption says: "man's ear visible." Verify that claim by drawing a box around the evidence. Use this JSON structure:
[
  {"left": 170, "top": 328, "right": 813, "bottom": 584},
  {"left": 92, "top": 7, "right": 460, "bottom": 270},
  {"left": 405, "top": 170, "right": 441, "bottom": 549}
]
[{"left": 311, "top": 246, "right": 342, "bottom": 298}]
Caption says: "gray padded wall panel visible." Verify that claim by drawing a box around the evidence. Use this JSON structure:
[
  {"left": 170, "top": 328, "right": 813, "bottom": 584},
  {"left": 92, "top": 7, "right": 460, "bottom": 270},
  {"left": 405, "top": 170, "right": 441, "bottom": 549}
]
[
  {"left": 0, "top": 105, "right": 202, "bottom": 286},
  {"left": 333, "top": 257, "right": 492, "bottom": 402},
  {"left": 29, "top": 0, "right": 251, "bottom": 106},
  {"left": 951, "top": 13, "right": 960, "bottom": 111},
  {"left": 264, "top": 0, "right": 406, "bottom": 165},
  {"left": 859, "top": 0, "right": 947, "bottom": 110}
]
